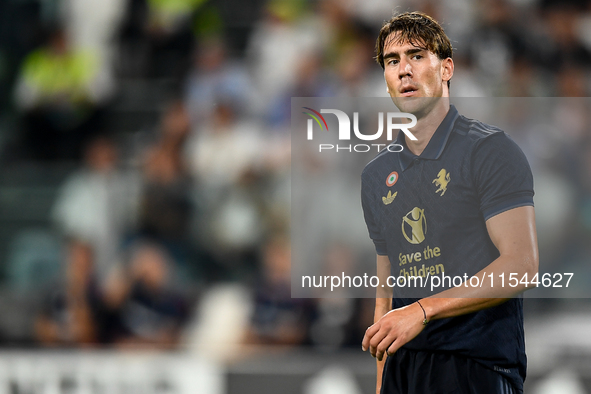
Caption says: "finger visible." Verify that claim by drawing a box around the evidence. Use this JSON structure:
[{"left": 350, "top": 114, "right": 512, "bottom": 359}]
[
  {"left": 369, "top": 328, "right": 389, "bottom": 358},
  {"left": 375, "top": 333, "right": 397, "bottom": 361},
  {"left": 362, "top": 323, "right": 380, "bottom": 351},
  {"left": 386, "top": 337, "right": 406, "bottom": 357}
]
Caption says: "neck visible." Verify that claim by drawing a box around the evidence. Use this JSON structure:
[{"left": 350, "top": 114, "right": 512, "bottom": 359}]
[{"left": 405, "top": 98, "right": 450, "bottom": 156}]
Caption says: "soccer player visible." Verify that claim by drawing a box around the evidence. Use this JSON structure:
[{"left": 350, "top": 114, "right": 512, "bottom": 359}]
[{"left": 360, "top": 12, "right": 538, "bottom": 394}]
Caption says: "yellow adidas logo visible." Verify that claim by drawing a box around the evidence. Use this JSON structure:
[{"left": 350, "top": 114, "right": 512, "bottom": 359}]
[{"left": 382, "top": 190, "right": 398, "bottom": 205}]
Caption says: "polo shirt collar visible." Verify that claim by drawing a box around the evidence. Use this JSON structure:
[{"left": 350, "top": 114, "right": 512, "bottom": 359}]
[{"left": 396, "top": 105, "right": 459, "bottom": 171}]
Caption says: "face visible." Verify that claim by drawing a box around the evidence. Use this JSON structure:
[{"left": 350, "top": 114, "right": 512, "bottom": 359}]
[{"left": 382, "top": 33, "right": 453, "bottom": 116}]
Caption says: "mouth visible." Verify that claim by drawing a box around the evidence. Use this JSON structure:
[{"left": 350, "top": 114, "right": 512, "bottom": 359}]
[{"left": 399, "top": 86, "right": 419, "bottom": 96}]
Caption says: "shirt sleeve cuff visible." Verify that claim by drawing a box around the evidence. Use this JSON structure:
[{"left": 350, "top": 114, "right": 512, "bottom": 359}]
[
  {"left": 374, "top": 240, "right": 388, "bottom": 255},
  {"left": 482, "top": 193, "right": 534, "bottom": 221}
]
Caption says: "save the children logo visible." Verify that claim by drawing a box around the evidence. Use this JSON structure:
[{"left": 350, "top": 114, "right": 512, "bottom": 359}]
[
  {"left": 402, "top": 207, "right": 427, "bottom": 244},
  {"left": 303, "top": 107, "right": 417, "bottom": 153}
]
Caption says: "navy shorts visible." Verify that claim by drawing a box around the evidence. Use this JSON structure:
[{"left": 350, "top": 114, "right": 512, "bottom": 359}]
[{"left": 381, "top": 348, "right": 518, "bottom": 394}]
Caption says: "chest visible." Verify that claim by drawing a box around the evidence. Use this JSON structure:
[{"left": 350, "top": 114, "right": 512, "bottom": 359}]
[{"left": 370, "top": 156, "right": 482, "bottom": 232}]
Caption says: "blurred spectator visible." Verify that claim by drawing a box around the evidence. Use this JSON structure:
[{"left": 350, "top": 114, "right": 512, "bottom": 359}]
[
  {"left": 502, "top": 57, "right": 545, "bottom": 97},
  {"left": 61, "top": 0, "right": 127, "bottom": 65},
  {"left": 246, "top": 0, "right": 320, "bottom": 112},
  {"left": 14, "top": 26, "right": 113, "bottom": 161},
  {"left": 246, "top": 235, "right": 313, "bottom": 346},
  {"left": 186, "top": 101, "right": 264, "bottom": 193},
  {"left": 332, "top": 35, "right": 385, "bottom": 97},
  {"left": 51, "top": 134, "right": 140, "bottom": 284},
  {"left": 539, "top": 3, "right": 591, "bottom": 72},
  {"left": 185, "top": 99, "right": 268, "bottom": 280},
  {"left": 468, "top": 0, "right": 526, "bottom": 94},
  {"left": 5, "top": 229, "right": 63, "bottom": 294},
  {"left": 117, "top": 0, "right": 207, "bottom": 78},
  {"left": 555, "top": 65, "right": 589, "bottom": 97},
  {"left": 448, "top": 55, "right": 487, "bottom": 97},
  {"left": 102, "top": 239, "right": 190, "bottom": 348},
  {"left": 316, "top": 0, "right": 369, "bottom": 67},
  {"left": 133, "top": 99, "right": 196, "bottom": 282},
  {"left": 35, "top": 240, "right": 101, "bottom": 347},
  {"left": 309, "top": 244, "right": 372, "bottom": 350},
  {"left": 146, "top": 0, "right": 206, "bottom": 33},
  {"left": 185, "top": 36, "right": 254, "bottom": 125},
  {"left": 267, "top": 51, "right": 335, "bottom": 128}
]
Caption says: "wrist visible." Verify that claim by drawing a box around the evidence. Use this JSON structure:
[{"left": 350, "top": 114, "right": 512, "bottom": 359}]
[
  {"left": 416, "top": 300, "right": 429, "bottom": 325},
  {"left": 418, "top": 297, "right": 442, "bottom": 322}
]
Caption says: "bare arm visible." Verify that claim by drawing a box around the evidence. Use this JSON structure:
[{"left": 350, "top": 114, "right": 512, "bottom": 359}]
[
  {"left": 374, "top": 254, "right": 392, "bottom": 394},
  {"left": 362, "top": 206, "right": 539, "bottom": 361}
]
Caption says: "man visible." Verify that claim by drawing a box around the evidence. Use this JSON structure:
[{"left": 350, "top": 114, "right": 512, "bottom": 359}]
[{"left": 360, "top": 12, "right": 538, "bottom": 394}]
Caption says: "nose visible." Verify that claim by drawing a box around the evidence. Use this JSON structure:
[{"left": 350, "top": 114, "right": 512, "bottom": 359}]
[{"left": 398, "top": 57, "right": 412, "bottom": 79}]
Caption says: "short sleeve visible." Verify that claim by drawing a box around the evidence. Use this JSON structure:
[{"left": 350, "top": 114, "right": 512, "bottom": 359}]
[
  {"left": 361, "top": 173, "right": 388, "bottom": 255},
  {"left": 471, "top": 132, "right": 534, "bottom": 220}
]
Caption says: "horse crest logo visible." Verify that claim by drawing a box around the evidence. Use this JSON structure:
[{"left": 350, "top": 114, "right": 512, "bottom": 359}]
[{"left": 433, "top": 169, "right": 450, "bottom": 196}]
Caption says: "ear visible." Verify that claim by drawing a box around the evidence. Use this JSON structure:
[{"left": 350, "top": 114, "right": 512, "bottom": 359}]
[{"left": 441, "top": 57, "right": 454, "bottom": 84}]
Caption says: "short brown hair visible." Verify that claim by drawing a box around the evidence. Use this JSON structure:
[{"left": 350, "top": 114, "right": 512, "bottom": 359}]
[{"left": 375, "top": 12, "right": 453, "bottom": 76}]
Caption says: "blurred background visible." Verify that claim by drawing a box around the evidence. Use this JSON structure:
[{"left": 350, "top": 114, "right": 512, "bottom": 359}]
[{"left": 0, "top": 0, "right": 590, "bottom": 393}]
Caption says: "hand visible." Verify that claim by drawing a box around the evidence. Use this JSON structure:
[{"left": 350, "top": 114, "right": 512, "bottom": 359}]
[{"left": 362, "top": 302, "right": 426, "bottom": 361}]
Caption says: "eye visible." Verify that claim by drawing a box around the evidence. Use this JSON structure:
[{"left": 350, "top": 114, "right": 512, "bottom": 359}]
[
  {"left": 412, "top": 54, "right": 423, "bottom": 60},
  {"left": 387, "top": 59, "right": 399, "bottom": 65}
]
